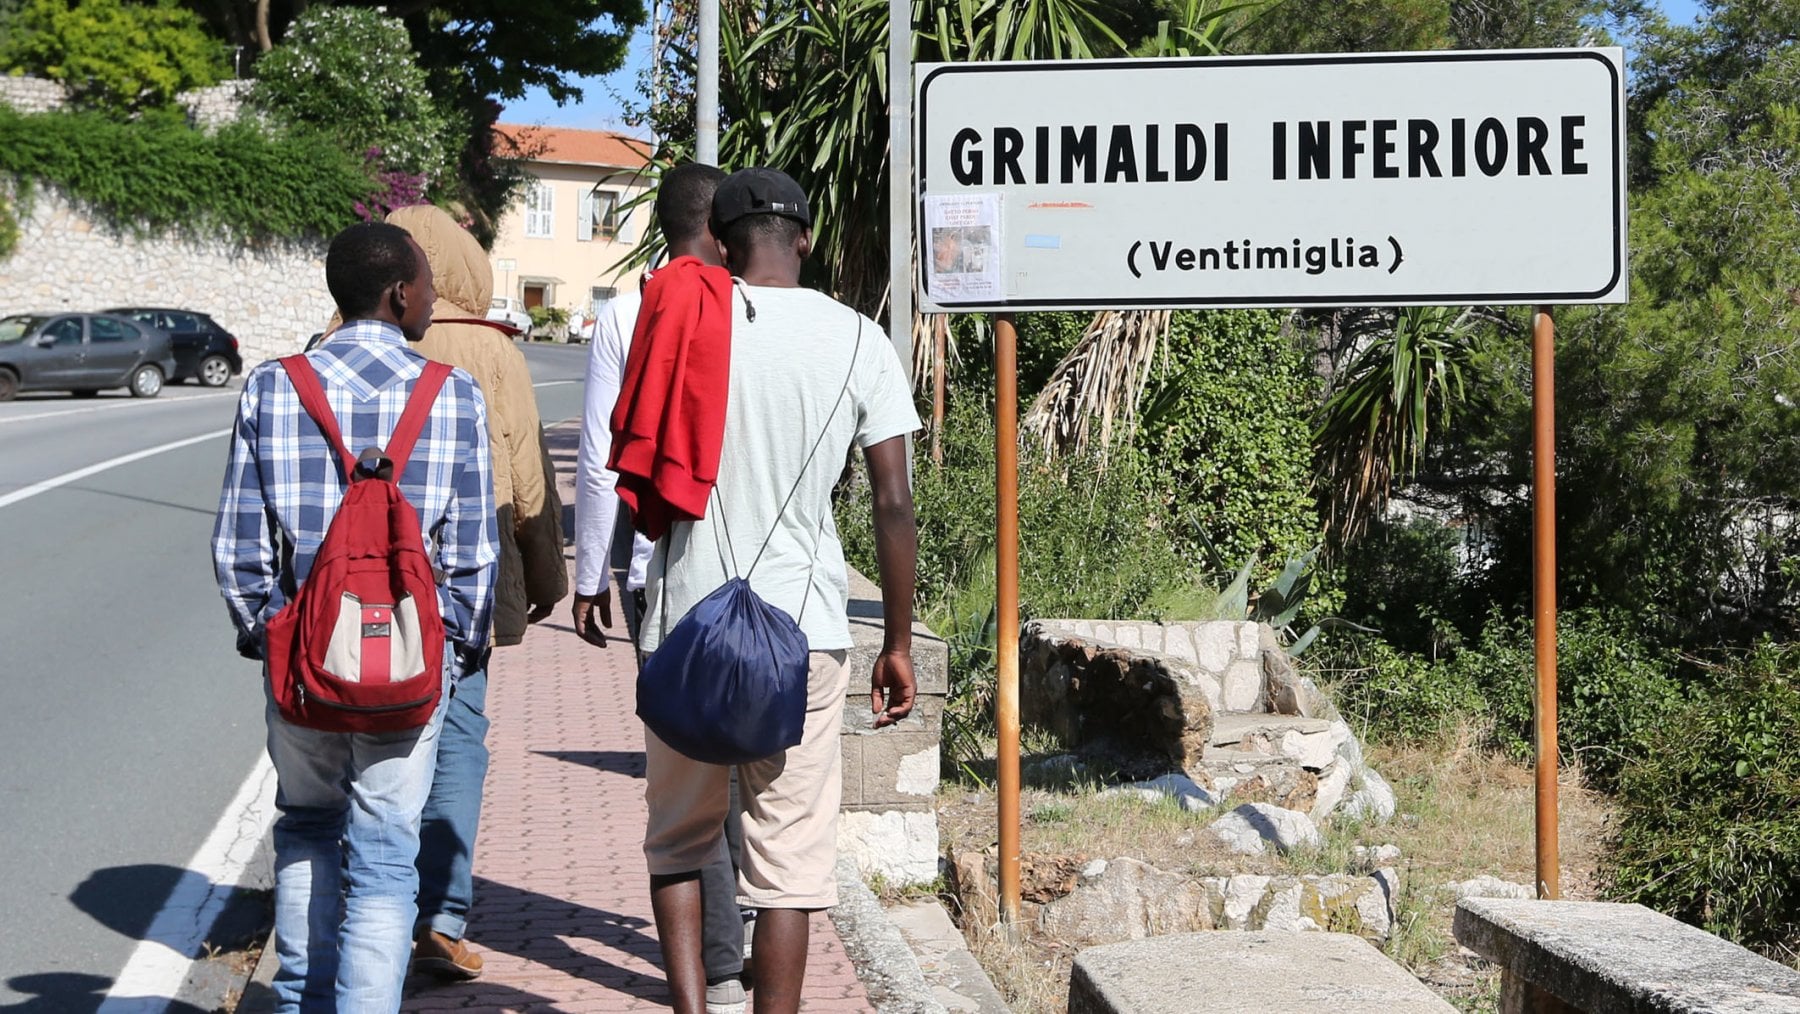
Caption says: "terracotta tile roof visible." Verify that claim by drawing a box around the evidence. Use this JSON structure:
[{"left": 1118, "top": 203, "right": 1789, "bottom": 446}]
[{"left": 495, "top": 123, "right": 652, "bottom": 169}]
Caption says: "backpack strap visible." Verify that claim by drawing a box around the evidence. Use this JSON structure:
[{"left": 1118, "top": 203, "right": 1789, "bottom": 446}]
[
  {"left": 384, "top": 360, "right": 454, "bottom": 483},
  {"left": 280, "top": 355, "right": 357, "bottom": 483}
]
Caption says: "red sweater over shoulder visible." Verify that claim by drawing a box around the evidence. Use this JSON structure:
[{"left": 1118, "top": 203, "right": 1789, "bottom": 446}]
[{"left": 607, "top": 256, "right": 734, "bottom": 540}]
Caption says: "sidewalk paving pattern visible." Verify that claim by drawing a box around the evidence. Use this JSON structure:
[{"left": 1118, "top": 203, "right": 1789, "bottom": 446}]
[{"left": 400, "top": 424, "right": 873, "bottom": 1012}]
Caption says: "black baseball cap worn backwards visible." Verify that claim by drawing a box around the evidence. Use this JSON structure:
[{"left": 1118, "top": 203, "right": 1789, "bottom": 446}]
[{"left": 712, "top": 167, "right": 812, "bottom": 229}]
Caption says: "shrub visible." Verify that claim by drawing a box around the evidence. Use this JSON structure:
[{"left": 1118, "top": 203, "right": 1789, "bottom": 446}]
[
  {"left": 1338, "top": 514, "right": 1469, "bottom": 656},
  {"left": 248, "top": 7, "right": 456, "bottom": 182},
  {"left": 1314, "top": 638, "right": 1488, "bottom": 744},
  {"left": 1605, "top": 643, "right": 1800, "bottom": 955},
  {"left": 0, "top": 106, "right": 375, "bottom": 241},
  {"left": 0, "top": 0, "right": 228, "bottom": 115},
  {"left": 1451, "top": 608, "right": 1684, "bottom": 786},
  {"left": 1135, "top": 310, "right": 1322, "bottom": 575}
]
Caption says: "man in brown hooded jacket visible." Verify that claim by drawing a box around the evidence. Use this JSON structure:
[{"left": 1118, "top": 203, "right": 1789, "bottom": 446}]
[{"left": 380, "top": 204, "right": 568, "bottom": 977}]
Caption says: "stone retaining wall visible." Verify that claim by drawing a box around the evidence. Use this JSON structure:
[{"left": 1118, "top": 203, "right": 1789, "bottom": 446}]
[
  {"left": 840, "top": 569, "right": 947, "bottom": 886},
  {"left": 1, "top": 189, "right": 329, "bottom": 370},
  {"left": 0, "top": 76, "right": 69, "bottom": 115}
]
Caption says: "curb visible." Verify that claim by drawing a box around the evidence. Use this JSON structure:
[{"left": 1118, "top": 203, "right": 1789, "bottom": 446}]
[{"left": 829, "top": 859, "right": 1011, "bottom": 1014}]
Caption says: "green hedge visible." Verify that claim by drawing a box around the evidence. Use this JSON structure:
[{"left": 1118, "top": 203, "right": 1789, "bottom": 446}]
[{"left": 0, "top": 106, "right": 376, "bottom": 243}]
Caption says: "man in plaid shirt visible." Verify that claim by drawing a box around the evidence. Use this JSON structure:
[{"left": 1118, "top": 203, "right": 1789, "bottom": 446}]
[{"left": 213, "top": 221, "right": 498, "bottom": 1012}]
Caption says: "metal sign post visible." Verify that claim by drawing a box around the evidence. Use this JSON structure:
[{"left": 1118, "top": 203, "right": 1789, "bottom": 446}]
[
  {"left": 994, "top": 312, "right": 1022, "bottom": 933},
  {"left": 1532, "top": 305, "right": 1561, "bottom": 899}
]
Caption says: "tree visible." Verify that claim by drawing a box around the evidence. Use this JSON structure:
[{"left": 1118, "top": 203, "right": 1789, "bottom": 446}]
[
  {"left": 249, "top": 7, "right": 456, "bottom": 181},
  {"left": 182, "top": 0, "right": 641, "bottom": 106},
  {"left": 0, "top": 0, "right": 228, "bottom": 115},
  {"left": 1440, "top": 0, "right": 1800, "bottom": 646}
]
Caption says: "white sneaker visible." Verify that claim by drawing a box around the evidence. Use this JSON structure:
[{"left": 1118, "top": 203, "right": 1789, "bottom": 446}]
[{"left": 705, "top": 978, "right": 747, "bottom": 1014}]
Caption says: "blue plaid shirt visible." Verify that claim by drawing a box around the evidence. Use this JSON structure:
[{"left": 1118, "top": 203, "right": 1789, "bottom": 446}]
[{"left": 212, "top": 320, "right": 499, "bottom": 665}]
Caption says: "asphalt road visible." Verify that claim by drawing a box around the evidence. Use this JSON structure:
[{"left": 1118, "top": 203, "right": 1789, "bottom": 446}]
[{"left": 0, "top": 341, "right": 588, "bottom": 1010}]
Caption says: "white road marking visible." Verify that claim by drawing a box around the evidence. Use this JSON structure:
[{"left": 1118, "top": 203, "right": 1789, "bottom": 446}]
[
  {"left": 532, "top": 380, "right": 581, "bottom": 388},
  {"left": 0, "top": 394, "right": 226, "bottom": 426},
  {"left": 0, "top": 429, "right": 231, "bottom": 510},
  {"left": 98, "top": 754, "right": 277, "bottom": 1012}
]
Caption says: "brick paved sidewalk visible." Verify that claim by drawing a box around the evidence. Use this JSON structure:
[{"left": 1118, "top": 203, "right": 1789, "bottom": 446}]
[{"left": 401, "top": 424, "right": 874, "bottom": 1013}]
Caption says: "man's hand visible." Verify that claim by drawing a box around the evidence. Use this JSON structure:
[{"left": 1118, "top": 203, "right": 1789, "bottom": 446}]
[
  {"left": 571, "top": 589, "right": 614, "bottom": 647},
  {"left": 870, "top": 648, "right": 916, "bottom": 728},
  {"left": 527, "top": 601, "right": 555, "bottom": 624}
]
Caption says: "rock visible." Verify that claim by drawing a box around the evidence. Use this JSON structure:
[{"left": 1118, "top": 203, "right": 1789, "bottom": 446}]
[
  {"left": 1260, "top": 882, "right": 1311, "bottom": 932},
  {"left": 1020, "top": 627, "right": 1215, "bottom": 775},
  {"left": 950, "top": 850, "right": 998, "bottom": 928},
  {"left": 1221, "top": 874, "right": 1272, "bottom": 929},
  {"left": 1037, "top": 857, "right": 1213, "bottom": 947},
  {"left": 1261, "top": 642, "right": 1313, "bottom": 717},
  {"left": 1209, "top": 803, "right": 1322, "bottom": 856},
  {"left": 1357, "top": 868, "right": 1399, "bottom": 938},
  {"left": 1310, "top": 762, "right": 1353, "bottom": 821},
  {"left": 1351, "top": 844, "right": 1403, "bottom": 864},
  {"left": 1340, "top": 766, "right": 1397, "bottom": 823},
  {"left": 1025, "top": 753, "right": 1086, "bottom": 786},
  {"left": 1080, "top": 859, "right": 1109, "bottom": 881},
  {"left": 1451, "top": 875, "right": 1534, "bottom": 901},
  {"left": 1103, "top": 772, "right": 1222, "bottom": 813}
]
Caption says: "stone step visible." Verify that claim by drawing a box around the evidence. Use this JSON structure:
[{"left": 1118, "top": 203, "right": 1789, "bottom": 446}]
[{"left": 1209, "top": 712, "right": 1337, "bottom": 770}]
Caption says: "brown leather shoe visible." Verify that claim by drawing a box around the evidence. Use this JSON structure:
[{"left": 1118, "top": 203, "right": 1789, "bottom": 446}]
[{"left": 413, "top": 930, "right": 483, "bottom": 980}]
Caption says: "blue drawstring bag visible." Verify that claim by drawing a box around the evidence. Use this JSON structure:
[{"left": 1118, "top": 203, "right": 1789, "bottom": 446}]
[
  {"left": 636, "top": 577, "right": 809, "bottom": 764},
  {"left": 635, "top": 312, "right": 863, "bottom": 766}
]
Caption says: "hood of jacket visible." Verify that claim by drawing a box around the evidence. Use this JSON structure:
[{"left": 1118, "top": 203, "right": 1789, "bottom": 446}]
[{"left": 386, "top": 204, "right": 492, "bottom": 320}]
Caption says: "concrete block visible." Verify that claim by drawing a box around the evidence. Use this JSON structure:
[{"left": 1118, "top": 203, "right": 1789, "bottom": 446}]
[
  {"left": 838, "top": 809, "right": 939, "bottom": 886},
  {"left": 840, "top": 735, "right": 866, "bottom": 807},
  {"left": 1069, "top": 932, "right": 1456, "bottom": 1013},
  {"left": 1454, "top": 898, "right": 1800, "bottom": 1014},
  {"left": 841, "top": 694, "right": 943, "bottom": 735},
  {"left": 853, "top": 728, "right": 942, "bottom": 806},
  {"left": 1114, "top": 623, "right": 1142, "bottom": 649},
  {"left": 1163, "top": 629, "right": 1200, "bottom": 665}
]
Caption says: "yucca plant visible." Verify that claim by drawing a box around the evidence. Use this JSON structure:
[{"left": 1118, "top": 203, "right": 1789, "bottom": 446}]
[{"left": 1313, "top": 305, "right": 1480, "bottom": 542}]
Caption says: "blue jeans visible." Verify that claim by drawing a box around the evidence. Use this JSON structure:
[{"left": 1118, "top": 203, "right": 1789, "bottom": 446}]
[
  {"left": 264, "top": 674, "right": 448, "bottom": 1014},
  {"left": 415, "top": 662, "right": 490, "bottom": 940}
]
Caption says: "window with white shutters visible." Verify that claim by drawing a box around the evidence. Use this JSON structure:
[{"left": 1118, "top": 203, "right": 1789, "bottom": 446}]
[{"left": 525, "top": 182, "right": 554, "bottom": 238}]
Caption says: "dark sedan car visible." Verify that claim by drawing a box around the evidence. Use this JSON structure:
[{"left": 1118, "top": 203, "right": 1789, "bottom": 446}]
[
  {"left": 107, "top": 307, "right": 243, "bottom": 387},
  {"left": 0, "top": 313, "right": 178, "bottom": 401}
]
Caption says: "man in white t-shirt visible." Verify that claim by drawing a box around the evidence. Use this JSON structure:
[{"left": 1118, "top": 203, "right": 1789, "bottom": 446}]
[
  {"left": 638, "top": 167, "right": 920, "bottom": 1014},
  {"left": 572, "top": 163, "right": 754, "bottom": 1014}
]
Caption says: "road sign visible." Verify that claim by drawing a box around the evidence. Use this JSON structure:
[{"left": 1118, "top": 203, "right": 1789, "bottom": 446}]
[{"left": 915, "top": 49, "right": 1627, "bottom": 311}]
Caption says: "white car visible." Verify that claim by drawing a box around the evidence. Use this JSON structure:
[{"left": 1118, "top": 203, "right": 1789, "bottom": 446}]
[{"left": 486, "top": 297, "right": 532, "bottom": 334}]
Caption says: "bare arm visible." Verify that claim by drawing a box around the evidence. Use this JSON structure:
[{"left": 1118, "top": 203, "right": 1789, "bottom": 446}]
[{"left": 863, "top": 435, "right": 917, "bottom": 727}]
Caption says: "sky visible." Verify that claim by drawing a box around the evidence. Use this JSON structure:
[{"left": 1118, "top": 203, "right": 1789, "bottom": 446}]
[{"left": 497, "top": 0, "right": 1712, "bottom": 137}]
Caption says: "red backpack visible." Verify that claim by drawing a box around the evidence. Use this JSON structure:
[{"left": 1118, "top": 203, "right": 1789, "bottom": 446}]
[{"left": 262, "top": 355, "right": 453, "bottom": 733}]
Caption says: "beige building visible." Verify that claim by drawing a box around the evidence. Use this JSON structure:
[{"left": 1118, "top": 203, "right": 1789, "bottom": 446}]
[{"left": 490, "top": 124, "right": 653, "bottom": 329}]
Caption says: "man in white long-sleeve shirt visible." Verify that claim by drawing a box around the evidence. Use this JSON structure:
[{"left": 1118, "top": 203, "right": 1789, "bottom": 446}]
[{"left": 570, "top": 162, "right": 748, "bottom": 1014}]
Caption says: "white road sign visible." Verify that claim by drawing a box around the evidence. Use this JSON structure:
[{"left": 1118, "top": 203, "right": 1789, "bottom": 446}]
[{"left": 915, "top": 49, "right": 1627, "bottom": 311}]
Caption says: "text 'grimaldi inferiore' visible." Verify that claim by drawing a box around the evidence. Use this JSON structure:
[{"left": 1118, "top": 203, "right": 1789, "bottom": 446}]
[{"left": 945, "top": 116, "right": 1594, "bottom": 186}]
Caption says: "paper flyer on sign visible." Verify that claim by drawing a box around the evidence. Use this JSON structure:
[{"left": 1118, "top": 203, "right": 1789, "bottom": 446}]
[{"left": 924, "top": 194, "right": 1003, "bottom": 301}]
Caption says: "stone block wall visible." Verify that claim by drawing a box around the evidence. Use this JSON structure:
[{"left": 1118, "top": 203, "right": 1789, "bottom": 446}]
[
  {"left": 0, "top": 76, "right": 69, "bottom": 114},
  {"left": 839, "top": 569, "right": 946, "bottom": 886},
  {"left": 0, "top": 190, "right": 331, "bottom": 370},
  {"left": 0, "top": 74, "right": 253, "bottom": 129}
]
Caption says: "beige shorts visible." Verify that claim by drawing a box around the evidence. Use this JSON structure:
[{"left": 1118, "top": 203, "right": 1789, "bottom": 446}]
[{"left": 642, "top": 650, "right": 850, "bottom": 909}]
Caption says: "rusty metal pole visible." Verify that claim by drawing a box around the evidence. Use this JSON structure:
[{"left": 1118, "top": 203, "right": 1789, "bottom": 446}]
[
  {"left": 1532, "top": 305, "right": 1561, "bottom": 901},
  {"left": 994, "top": 313, "right": 1022, "bottom": 934},
  {"left": 932, "top": 316, "right": 948, "bottom": 465}
]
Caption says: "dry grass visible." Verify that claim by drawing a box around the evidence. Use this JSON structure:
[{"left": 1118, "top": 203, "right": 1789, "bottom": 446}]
[{"left": 935, "top": 725, "right": 1614, "bottom": 1014}]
